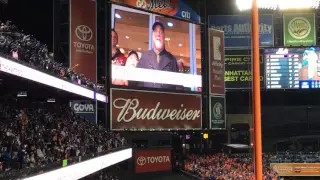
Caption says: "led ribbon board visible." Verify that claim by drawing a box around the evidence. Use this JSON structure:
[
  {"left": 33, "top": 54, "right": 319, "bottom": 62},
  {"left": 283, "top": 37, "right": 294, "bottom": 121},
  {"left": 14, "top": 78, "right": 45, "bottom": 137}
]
[
  {"left": 0, "top": 57, "right": 107, "bottom": 102},
  {"left": 112, "top": 65, "right": 202, "bottom": 88},
  {"left": 236, "top": 0, "right": 320, "bottom": 11},
  {"left": 24, "top": 148, "right": 132, "bottom": 180}
]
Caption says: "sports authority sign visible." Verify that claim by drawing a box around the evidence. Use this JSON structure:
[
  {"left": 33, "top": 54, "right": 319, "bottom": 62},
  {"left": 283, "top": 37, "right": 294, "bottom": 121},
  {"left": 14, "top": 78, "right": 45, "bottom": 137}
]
[
  {"left": 70, "top": 0, "right": 97, "bottom": 82},
  {"left": 283, "top": 13, "right": 316, "bottom": 46},
  {"left": 110, "top": 89, "right": 202, "bottom": 130},
  {"left": 135, "top": 149, "right": 172, "bottom": 173},
  {"left": 210, "top": 95, "right": 226, "bottom": 129},
  {"left": 209, "top": 28, "right": 225, "bottom": 95}
]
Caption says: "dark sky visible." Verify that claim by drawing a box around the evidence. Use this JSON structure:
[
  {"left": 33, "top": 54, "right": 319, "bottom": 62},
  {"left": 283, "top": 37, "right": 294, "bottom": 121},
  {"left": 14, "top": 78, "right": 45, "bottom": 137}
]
[
  {"left": 0, "top": 0, "right": 53, "bottom": 50},
  {"left": 0, "top": 0, "right": 233, "bottom": 54}
]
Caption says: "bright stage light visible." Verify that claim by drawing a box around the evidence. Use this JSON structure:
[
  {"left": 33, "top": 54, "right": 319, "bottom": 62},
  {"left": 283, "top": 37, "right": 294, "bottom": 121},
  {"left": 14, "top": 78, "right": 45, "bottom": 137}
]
[{"left": 236, "top": 0, "right": 320, "bottom": 11}]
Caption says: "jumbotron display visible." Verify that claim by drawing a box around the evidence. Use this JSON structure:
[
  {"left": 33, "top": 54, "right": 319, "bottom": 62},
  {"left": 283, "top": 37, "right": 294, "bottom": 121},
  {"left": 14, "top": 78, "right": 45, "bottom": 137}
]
[{"left": 264, "top": 47, "right": 320, "bottom": 89}]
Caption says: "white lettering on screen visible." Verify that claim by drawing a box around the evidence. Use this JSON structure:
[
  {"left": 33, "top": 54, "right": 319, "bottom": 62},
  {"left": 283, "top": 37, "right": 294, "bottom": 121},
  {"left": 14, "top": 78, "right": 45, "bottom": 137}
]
[
  {"left": 181, "top": 11, "right": 191, "bottom": 19},
  {"left": 113, "top": 98, "right": 201, "bottom": 122},
  {"left": 212, "top": 23, "right": 272, "bottom": 34}
]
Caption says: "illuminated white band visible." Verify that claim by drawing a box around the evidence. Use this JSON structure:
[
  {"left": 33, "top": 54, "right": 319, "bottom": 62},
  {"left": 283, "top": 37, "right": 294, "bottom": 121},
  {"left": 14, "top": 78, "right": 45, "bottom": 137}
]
[
  {"left": 112, "top": 65, "right": 202, "bottom": 88},
  {"left": 0, "top": 57, "right": 107, "bottom": 102},
  {"left": 236, "top": 0, "right": 320, "bottom": 10},
  {"left": 24, "top": 148, "right": 132, "bottom": 180}
]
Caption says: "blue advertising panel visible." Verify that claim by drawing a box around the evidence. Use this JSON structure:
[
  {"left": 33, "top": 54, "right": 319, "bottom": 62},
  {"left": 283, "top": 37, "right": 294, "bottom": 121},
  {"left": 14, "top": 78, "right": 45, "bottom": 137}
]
[
  {"left": 175, "top": 0, "right": 200, "bottom": 22},
  {"left": 70, "top": 100, "right": 96, "bottom": 124},
  {"left": 209, "top": 15, "right": 274, "bottom": 48}
]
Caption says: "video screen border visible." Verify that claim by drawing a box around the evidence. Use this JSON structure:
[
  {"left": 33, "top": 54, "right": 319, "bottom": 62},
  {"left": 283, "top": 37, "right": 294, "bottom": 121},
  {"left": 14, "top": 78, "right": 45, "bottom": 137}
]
[
  {"left": 108, "top": 4, "right": 203, "bottom": 94},
  {"left": 264, "top": 46, "right": 320, "bottom": 90}
]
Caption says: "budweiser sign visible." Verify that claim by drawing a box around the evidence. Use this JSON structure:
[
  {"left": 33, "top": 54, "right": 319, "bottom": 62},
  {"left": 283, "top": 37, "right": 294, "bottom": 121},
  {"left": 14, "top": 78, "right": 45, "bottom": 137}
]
[{"left": 110, "top": 89, "right": 202, "bottom": 130}]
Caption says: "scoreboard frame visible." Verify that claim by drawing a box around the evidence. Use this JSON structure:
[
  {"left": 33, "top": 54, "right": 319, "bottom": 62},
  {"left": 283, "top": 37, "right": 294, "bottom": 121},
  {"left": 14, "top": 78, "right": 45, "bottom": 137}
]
[{"left": 264, "top": 46, "right": 320, "bottom": 90}]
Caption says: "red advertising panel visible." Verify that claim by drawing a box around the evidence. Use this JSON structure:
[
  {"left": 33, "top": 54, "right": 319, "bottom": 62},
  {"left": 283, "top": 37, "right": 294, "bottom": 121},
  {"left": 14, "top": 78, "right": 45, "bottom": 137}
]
[
  {"left": 110, "top": 89, "right": 202, "bottom": 130},
  {"left": 70, "top": 0, "right": 97, "bottom": 82},
  {"left": 209, "top": 28, "right": 225, "bottom": 95},
  {"left": 135, "top": 149, "right": 172, "bottom": 173}
]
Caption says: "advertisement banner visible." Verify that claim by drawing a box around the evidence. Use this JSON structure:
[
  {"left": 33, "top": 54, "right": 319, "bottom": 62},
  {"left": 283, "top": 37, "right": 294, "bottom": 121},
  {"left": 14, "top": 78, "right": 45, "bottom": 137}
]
[
  {"left": 225, "top": 55, "right": 264, "bottom": 89},
  {"left": 210, "top": 95, "right": 226, "bottom": 129},
  {"left": 283, "top": 13, "right": 316, "bottom": 46},
  {"left": 209, "top": 28, "right": 225, "bottom": 95},
  {"left": 135, "top": 149, "right": 172, "bottom": 173},
  {"left": 110, "top": 89, "right": 202, "bottom": 130},
  {"left": 271, "top": 163, "right": 320, "bottom": 176},
  {"left": 70, "top": 100, "right": 96, "bottom": 124},
  {"left": 209, "top": 15, "right": 274, "bottom": 48},
  {"left": 111, "top": 0, "right": 200, "bottom": 22},
  {"left": 70, "top": 0, "right": 97, "bottom": 82}
]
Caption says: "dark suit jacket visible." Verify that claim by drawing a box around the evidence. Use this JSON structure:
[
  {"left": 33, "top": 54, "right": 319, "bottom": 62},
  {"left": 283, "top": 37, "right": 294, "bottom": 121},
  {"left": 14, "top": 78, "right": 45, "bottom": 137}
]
[{"left": 137, "top": 49, "right": 179, "bottom": 89}]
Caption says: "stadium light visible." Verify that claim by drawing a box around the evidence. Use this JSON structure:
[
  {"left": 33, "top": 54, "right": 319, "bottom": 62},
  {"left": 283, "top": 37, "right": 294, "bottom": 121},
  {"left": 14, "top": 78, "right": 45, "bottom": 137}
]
[{"left": 236, "top": 0, "right": 320, "bottom": 11}]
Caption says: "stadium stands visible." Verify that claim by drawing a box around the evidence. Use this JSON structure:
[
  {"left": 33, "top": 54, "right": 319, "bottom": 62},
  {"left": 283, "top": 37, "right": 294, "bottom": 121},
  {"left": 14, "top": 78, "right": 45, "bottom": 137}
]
[
  {"left": 0, "top": 100, "right": 126, "bottom": 179},
  {"left": 185, "top": 153, "right": 277, "bottom": 180},
  {"left": 270, "top": 151, "right": 320, "bottom": 163},
  {"left": 0, "top": 20, "right": 105, "bottom": 93}
]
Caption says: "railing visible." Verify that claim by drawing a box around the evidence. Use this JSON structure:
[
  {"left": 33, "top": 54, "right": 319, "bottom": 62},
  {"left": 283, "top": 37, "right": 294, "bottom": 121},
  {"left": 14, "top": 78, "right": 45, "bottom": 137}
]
[{"left": 0, "top": 146, "right": 130, "bottom": 180}]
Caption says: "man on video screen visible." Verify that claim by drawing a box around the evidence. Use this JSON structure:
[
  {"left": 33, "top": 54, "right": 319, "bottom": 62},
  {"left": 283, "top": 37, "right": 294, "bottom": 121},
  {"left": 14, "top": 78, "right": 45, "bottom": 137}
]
[{"left": 137, "top": 21, "right": 179, "bottom": 89}]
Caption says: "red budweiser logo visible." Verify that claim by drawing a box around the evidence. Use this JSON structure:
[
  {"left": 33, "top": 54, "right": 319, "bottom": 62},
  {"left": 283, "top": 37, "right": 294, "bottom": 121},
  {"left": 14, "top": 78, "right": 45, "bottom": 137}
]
[{"left": 110, "top": 89, "right": 202, "bottom": 130}]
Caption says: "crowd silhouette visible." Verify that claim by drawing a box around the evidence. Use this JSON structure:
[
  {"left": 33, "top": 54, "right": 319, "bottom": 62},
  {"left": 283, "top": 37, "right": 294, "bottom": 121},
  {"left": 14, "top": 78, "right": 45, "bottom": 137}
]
[
  {"left": 0, "top": 100, "right": 126, "bottom": 179},
  {"left": 185, "top": 153, "right": 277, "bottom": 180}
]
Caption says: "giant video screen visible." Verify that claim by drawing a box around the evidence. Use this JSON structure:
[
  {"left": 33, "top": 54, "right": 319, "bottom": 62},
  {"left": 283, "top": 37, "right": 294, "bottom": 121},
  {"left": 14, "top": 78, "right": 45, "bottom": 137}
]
[
  {"left": 265, "top": 47, "right": 320, "bottom": 89},
  {"left": 110, "top": 5, "right": 202, "bottom": 92}
]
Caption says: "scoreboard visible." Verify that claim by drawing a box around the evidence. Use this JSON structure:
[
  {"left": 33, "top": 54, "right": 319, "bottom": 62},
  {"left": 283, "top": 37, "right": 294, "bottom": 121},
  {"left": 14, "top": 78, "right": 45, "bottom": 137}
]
[
  {"left": 265, "top": 53, "right": 300, "bottom": 89},
  {"left": 264, "top": 47, "right": 320, "bottom": 89}
]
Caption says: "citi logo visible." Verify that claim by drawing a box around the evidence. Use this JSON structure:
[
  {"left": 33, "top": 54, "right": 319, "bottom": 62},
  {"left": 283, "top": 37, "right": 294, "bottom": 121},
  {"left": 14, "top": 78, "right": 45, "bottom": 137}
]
[{"left": 136, "top": 156, "right": 170, "bottom": 166}]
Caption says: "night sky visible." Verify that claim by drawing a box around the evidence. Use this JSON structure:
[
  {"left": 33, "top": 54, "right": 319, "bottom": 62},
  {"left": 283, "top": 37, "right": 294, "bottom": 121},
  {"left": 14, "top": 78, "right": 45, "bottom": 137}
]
[
  {"left": 0, "top": 0, "right": 233, "bottom": 54},
  {"left": 0, "top": 0, "right": 53, "bottom": 50}
]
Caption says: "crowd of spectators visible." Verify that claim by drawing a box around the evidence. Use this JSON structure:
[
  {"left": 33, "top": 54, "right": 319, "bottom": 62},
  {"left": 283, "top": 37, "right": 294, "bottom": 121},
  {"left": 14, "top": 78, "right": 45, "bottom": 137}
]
[
  {"left": 0, "top": 100, "right": 126, "bottom": 179},
  {"left": 185, "top": 153, "right": 277, "bottom": 180},
  {"left": 0, "top": 20, "right": 105, "bottom": 93},
  {"left": 269, "top": 151, "right": 320, "bottom": 163}
]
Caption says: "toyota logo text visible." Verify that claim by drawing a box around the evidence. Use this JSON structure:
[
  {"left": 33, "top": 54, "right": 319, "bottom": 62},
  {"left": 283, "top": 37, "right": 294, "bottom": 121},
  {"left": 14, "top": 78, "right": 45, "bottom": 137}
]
[
  {"left": 73, "top": 25, "right": 95, "bottom": 54},
  {"left": 136, "top": 155, "right": 170, "bottom": 166}
]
